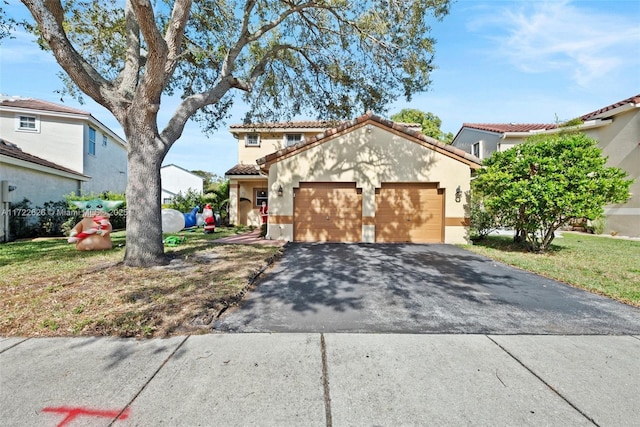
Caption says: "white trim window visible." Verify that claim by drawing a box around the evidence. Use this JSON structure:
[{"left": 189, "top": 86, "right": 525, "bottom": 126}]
[
  {"left": 16, "top": 114, "right": 39, "bottom": 132},
  {"left": 245, "top": 133, "right": 260, "bottom": 147},
  {"left": 102, "top": 134, "right": 108, "bottom": 146},
  {"left": 284, "top": 133, "right": 302, "bottom": 147},
  {"left": 88, "top": 127, "right": 97, "bottom": 155},
  {"left": 472, "top": 141, "right": 482, "bottom": 159}
]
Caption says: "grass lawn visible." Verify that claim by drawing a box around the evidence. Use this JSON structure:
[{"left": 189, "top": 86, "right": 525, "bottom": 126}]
[
  {"left": 463, "top": 232, "right": 640, "bottom": 307},
  {"left": 0, "top": 226, "right": 281, "bottom": 338}
]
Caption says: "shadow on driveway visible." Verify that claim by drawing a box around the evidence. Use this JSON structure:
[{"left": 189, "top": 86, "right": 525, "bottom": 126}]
[{"left": 215, "top": 243, "right": 640, "bottom": 334}]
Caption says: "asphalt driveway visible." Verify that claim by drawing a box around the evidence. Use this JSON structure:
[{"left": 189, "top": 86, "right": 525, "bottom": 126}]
[{"left": 215, "top": 243, "right": 640, "bottom": 334}]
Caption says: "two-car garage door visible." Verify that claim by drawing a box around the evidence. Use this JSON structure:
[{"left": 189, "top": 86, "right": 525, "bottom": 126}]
[{"left": 293, "top": 182, "right": 443, "bottom": 243}]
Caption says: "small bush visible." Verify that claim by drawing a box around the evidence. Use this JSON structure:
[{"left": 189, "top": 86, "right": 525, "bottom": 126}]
[
  {"left": 470, "top": 197, "right": 498, "bottom": 241},
  {"left": 8, "top": 198, "right": 39, "bottom": 240}
]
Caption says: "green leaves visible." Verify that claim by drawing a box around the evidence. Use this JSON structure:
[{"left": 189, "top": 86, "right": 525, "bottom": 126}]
[{"left": 474, "top": 132, "right": 633, "bottom": 252}]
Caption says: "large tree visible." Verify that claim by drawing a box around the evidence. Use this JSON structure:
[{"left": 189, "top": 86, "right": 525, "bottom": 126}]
[
  {"left": 20, "top": 0, "right": 450, "bottom": 266},
  {"left": 473, "top": 132, "right": 632, "bottom": 252},
  {"left": 391, "top": 108, "right": 453, "bottom": 143}
]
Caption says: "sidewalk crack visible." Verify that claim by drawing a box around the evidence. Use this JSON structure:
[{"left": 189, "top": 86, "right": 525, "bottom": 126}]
[
  {"left": 108, "top": 335, "right": 190, "bottom": 426},
  {"left": 486, "top": 336, "right": 599, "bottom": 426},
  {"left": 321, "top": 333, "right": 333, "bottom": 427}
]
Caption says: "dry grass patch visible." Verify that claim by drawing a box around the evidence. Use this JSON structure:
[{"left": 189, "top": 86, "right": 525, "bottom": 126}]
[{"left": 1, "top": 230, "right": 282, "bottom": 338}]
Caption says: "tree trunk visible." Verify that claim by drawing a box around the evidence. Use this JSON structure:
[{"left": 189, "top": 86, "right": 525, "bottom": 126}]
[{"left": 123, "top": 130, "right": 168, "bottom": 267}]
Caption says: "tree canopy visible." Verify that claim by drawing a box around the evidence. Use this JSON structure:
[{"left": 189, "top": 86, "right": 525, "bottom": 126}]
[
  {"left": 19, "top": 0, "right": 452, "bottom": 266},
  {"left": 390, "top": 108, "right": 453, "bottom": 143},
  {"left": 473, "top": 132, "right": 632, "bottom": 252}
]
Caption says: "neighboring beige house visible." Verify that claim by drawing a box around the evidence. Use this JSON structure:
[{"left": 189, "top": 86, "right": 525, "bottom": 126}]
[
  {"left": 0, "top": 96, "right": 128, "bottom": 241},
  {"left": 160, "top": 164, "right": 204, "bottom": 204},
  {"left": 451, "top": 94, "right": 640, "bottom": 237},
  {"left": 226, "top": 112, "right": 481, "bottom": 244}
]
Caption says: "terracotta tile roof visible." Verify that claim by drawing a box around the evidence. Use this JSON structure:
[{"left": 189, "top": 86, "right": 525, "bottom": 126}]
[
  {"left": 580, "top": 94, "right": 640, "bottom": 121},
  {"left": 462, "top": 123, "right": 557, "bottom": 133},
  {"left": 0, "top": 97, "right": 90, "bottom": 116},
  {"left": 229, "top": 120, "right": 342, "bottom": 130},
  {"left": 225, "top": 163, "right": 262, "bottom": 176},
  {"left": 0, "top": 138, "right": 89, "bottom": 178},
  {"left": 257, "top": 111, "right": 482, "bottom": 169}
]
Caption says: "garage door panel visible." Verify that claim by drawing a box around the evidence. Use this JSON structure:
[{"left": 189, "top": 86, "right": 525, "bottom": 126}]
[
  {"left": 294, "top": 182, "right": 362, "bottom": 242},
  {"left": 375, "top": 183, "right": 443, "bottom": 243}
]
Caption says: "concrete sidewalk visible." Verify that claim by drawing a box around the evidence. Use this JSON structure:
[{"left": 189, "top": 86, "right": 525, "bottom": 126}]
[{"left": 1, "top": 334, "right": 639, "bottom": 426}]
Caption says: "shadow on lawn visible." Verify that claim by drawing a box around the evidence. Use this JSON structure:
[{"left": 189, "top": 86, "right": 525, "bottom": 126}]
[{"left": 470, "top": 234, "right": 564, "bottom": 254}]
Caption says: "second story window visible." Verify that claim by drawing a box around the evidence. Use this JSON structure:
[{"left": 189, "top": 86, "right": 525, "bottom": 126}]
[
  {"left": 285, "top": 133, "right": 302, "bottom": 147},
  {"left": 102, "top": 134, "right": 108, "bottom": 146},
  {"left": 472, "top": 141, "right": 481, "bottom": 159},
  {"left": 245, "top": 133, "right": 260, "bottom": 147},
  {"left": 16, "top": 115, "right": 39, "bottom": 132},
  {"left": 88, "top": 127, "right": 96, "bottom": 155}
]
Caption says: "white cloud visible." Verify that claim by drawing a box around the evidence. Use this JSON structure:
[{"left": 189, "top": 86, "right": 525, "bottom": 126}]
[
  {"left": 469, "top": 0, "right": 640, "bottom": 86},
  {"left": 0, "top": 29, "right": 57, "bottom": 66}
]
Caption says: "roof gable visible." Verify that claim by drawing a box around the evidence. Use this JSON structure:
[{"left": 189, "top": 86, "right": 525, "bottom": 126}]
[{"left": 257, "top": 111, "right": 481, "bottom": 169}]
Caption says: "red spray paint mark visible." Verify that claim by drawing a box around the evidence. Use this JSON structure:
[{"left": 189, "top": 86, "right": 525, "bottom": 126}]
[{"left": 41, "top": 406, "right": 130, "bottom": 427}]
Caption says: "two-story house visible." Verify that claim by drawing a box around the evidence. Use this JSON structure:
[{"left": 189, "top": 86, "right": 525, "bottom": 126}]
[
  {"left": 225, "top": 120, "right": 336, "bottom": 227},
  {"left": 451, "top": 94, "right": 640, "bottom": 238},
  {"left": 0, "top": 96, "right": 127, "bottom": 241},
  {"left": 226, "top": 113, "right": 481, "bottom": 244}
]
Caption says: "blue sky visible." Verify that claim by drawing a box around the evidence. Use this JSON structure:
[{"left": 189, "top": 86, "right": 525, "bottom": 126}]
[{"left": 1, "top": 0, "right": 639, "bottom": 176}]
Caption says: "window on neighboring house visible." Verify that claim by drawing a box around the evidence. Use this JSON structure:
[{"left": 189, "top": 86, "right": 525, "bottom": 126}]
[
  {"left": 88, "top": 127, "right": 96, "bottom": 155},
  {"left": 102, "top": 134, "right": 108, "bottom": 146},
  {"left": 254, "top": 188, "right": 268, "bottom": 207},
  {"left": 245, "top": 133, "right": 260, "bottom": 146},
  {"left": 472, "top": 141, "right": 482, "bottom": 159},
  {"left": 17, "top": 115, "right": 39, "bottom": 132},
  {"left": 285, "top": 133, "right": 302, "bottom": 147},
  {"left": 163, "top": 198, "right": 173, "bottom": 205}
]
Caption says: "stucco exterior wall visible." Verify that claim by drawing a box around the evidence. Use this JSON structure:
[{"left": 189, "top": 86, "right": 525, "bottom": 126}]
[
  {"left": 82, "top": 126, "right": 128, "bottom": 194},
  {"left": 0, "top": 162, "right": 82, "bottom": 241},
  {"left": 583, "top": 110, "right": 640, "bottom": 237},
  {"left": 0, "top": 112, "right": 84, "bottom": 173},
  {"left": 237, "top": 131, "right": 323, "bottom": 165},
  {"left": 265, "top": 124, "right": 473, "bottom": 243},
  {"left": 451, "top": 128, "right": 501, "bottom": 160},
  {"left": 227, "top": 178, "right": 270, "bottom": 226}
]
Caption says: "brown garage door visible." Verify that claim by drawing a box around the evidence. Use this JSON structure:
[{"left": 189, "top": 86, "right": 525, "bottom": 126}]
[
  {"left": 294, "top": 182, "right": 362, "bottom": 242},
  {"left": 375, "top": 183, "right": 444, "bottom": 243}
]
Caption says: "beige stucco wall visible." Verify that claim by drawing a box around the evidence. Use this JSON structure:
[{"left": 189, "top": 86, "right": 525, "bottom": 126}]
[
  {"left": 265, "top": 124, "right": 473, "bottom": 243},
  {"left": 583, "top": 109, "right": 640, "bottom": 237},
  {"left": 236, "top": 131, "right": 323, "bottom": 165},
  {"left": 228, "top": 177, "right": 268, "bottom": 226}
]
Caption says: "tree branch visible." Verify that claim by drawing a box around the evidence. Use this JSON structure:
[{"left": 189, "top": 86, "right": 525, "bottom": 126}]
[
  {"left": 116, "top": 0, "right": 141, "bottom": 102},
  {"left": 129, "top": 0, "right": 168, "bottom": 108},
  {"left": 22, "top": 0, "right": 112, "bottom": 108},
  {"left": 163, "top": 0, "right": 192, "bottom": 86}
]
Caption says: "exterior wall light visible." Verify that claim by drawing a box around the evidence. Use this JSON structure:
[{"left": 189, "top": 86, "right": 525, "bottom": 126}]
[
  {"left": 277, "top": 185, "right": 283, "bottom": 196},
  {"left": 455, "top": 186, "right": 462, "bottom": 203}
]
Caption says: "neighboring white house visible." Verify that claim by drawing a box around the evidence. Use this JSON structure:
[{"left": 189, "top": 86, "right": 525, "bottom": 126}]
[
  {"left": 0, "top": 96, "right": 128, "bottom": 241},
  {"left": 160, "top": 164, "right": 203, "bottom": 204},
  {"left": 452, "top": 94, "right": 640, "bottom": 238}
]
